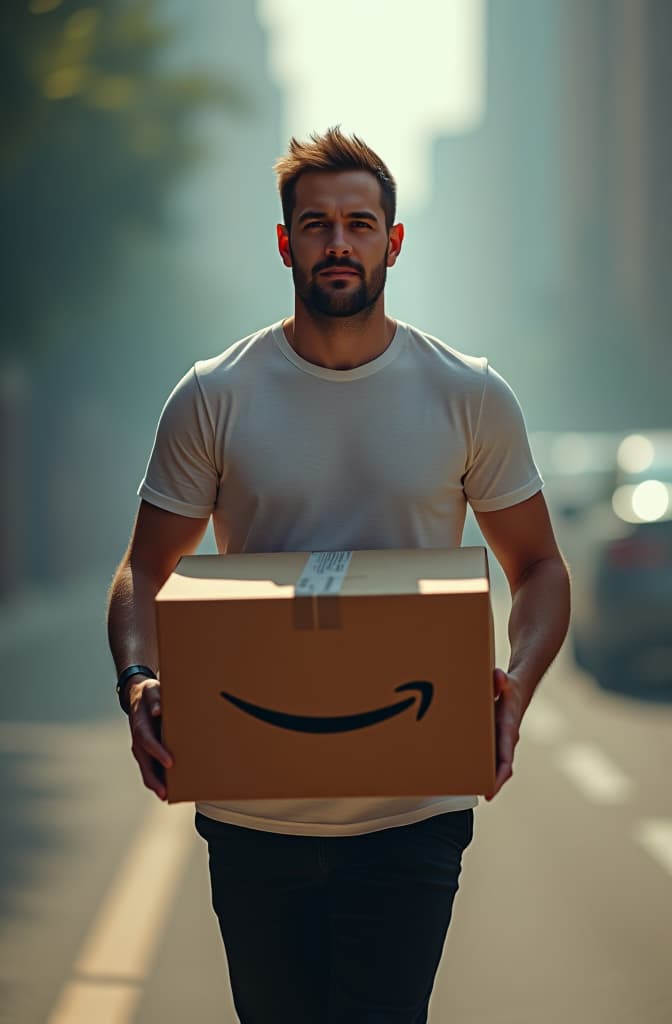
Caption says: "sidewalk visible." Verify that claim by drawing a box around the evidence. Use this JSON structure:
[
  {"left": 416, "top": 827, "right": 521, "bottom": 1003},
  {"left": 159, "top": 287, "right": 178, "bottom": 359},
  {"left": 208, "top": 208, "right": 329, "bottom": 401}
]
[
  {"left": 0, "top": 567, "right": 116, "bottom": 723},
  {"left": 0, "top": 569, "right": 110, "bottom": 656}
]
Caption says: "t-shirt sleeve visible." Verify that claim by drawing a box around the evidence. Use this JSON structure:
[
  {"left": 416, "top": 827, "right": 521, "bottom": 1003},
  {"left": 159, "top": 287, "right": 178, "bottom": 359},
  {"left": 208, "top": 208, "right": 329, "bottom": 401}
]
[
  {"left": 137, "top": 366, "right": 218, "bottom": 518},
  {"left": 463, "top": 364, "right": 543, "bottom": 512}
]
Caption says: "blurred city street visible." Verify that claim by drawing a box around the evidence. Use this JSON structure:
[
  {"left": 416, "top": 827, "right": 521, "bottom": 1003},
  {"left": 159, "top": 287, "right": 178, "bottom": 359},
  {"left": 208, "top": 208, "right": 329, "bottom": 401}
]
[
  {"left": 3, "top": 1, "right": 672, "bottom": 1022},
  {"left": 1, "top": 573, "right": 671, "bottom": 1024}
]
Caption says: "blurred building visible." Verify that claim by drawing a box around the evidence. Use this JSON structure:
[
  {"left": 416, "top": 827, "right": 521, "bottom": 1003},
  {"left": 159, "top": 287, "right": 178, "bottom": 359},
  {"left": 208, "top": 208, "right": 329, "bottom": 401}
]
[
  {"left": 165, "top": 0, "right": 288, "bottom": 342},
  {"left": 394, "top": 0, "right": 672, "bottom": 432},
  {"left": 558, "top": 0, "right": 671, "bottom": 427},
  {"left": 1, "top": 0, "right": 286, "bottom": 595}
]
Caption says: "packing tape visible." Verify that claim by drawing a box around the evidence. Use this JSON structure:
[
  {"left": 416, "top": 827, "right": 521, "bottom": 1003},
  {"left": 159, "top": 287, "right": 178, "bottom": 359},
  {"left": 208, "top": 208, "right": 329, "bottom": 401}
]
[{"left": 292, "top": 597, "right": 315, "bottom": 631}]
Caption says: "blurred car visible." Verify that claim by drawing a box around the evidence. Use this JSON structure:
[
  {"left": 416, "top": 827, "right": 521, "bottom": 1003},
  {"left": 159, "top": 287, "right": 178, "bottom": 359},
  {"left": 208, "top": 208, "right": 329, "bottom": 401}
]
[
  {"left": 530, "top": 430, "right": 622, "bottom": 525},
  {"left": 529, "top": 430, "right": 624, "bottom": 576},
  {"left": 568, "top": 431, "right": 672, "bottom": 694}
]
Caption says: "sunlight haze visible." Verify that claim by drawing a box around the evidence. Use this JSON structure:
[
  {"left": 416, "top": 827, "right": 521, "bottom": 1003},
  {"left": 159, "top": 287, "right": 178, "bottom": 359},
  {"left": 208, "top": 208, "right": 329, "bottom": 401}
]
[{"left": 257, "top": 0, "right": 485, "bottom": 213}]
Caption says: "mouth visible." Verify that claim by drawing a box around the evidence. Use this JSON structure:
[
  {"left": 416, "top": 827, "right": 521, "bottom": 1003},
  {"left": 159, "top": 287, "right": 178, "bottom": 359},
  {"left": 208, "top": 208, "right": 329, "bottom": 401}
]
[{"left": 318, "top": 268, "right": 360, "bottom": 279}]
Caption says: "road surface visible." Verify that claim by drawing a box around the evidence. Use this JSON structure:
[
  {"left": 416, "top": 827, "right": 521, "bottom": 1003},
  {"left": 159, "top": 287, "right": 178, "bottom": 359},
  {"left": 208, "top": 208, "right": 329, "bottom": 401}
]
[{"left": 1, "top": 570, "right": 670, "bottom": 1023}]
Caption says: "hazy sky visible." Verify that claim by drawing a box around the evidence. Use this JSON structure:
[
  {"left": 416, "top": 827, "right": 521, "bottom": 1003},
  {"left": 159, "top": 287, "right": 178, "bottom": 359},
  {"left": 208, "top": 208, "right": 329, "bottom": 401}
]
[{"left": 257, "top": 0, "right": 485, "bottom": 212}]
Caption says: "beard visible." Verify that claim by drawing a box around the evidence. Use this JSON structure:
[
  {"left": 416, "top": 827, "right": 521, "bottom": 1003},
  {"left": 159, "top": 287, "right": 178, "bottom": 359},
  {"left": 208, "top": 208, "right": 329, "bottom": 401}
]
[{"left": 290, "top": 250, "right": 388, "bottom": 319}]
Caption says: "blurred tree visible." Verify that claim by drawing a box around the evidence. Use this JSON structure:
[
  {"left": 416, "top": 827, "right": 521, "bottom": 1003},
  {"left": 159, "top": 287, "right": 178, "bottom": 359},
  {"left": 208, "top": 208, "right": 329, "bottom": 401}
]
[
  {"left": 0, "top": 0, "right": 244, "bottom": 357},
  {"left": 0, "top": 0, "right": 246, "bottom": 595}
]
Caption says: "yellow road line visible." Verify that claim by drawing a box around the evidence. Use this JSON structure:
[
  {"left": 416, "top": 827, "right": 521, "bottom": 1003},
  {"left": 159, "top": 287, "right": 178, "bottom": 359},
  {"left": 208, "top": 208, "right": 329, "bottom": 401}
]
[
  {"left": 556, "top": 742, "right": 635, "bottom": 804},
  {"left": 47, "top": 801, "right": 194, "bottom": 1024},
  {"left": 635, "top": 819, "right": 672, "bottom": 878}
]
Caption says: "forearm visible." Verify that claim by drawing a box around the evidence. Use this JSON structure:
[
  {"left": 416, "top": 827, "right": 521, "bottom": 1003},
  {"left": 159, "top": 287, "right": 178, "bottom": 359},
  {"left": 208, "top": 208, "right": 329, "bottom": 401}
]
[
  {"left": 107, "top": 559, "right": 172, "bottom": 797},
  {"left": 506, "top": 555, "right": 571, "bottom": 712},
  {"left": 107, "top": 561, "right": 162, "bottom": 676},
  {"left": 107, "top": 503, "right": 206, "bottom": 795}
]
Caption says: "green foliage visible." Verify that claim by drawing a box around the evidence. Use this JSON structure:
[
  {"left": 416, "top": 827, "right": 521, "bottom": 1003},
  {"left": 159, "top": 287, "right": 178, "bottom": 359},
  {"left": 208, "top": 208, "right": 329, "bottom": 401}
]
[{"left": 0, "top": 0, "right": 245, "bottom": 352}]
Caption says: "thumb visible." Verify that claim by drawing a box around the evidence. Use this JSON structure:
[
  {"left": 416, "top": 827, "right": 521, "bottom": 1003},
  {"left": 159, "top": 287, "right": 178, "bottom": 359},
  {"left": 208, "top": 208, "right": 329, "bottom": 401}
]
[
  {"left": 142, "top": 681, "right": 162, "bottom": 717},
  {"left": 493, "top": 667, "right": 509, "bottom": 701}
]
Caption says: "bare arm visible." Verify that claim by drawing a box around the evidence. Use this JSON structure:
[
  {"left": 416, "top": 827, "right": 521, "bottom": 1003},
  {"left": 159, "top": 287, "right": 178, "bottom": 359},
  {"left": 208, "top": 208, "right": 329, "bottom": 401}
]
[
  {"left": 108, "top": 500, "right": 209, "bottom": 799},
  {"left": 474, "top": 491, "right": 571, "bottom": 799}
]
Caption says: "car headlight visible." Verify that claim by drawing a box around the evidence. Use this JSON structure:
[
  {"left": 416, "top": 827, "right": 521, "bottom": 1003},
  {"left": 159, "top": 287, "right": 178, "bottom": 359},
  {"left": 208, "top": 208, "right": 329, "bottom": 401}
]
[{"left": 612, "top": 480, "right": 672, "bottom": 523}]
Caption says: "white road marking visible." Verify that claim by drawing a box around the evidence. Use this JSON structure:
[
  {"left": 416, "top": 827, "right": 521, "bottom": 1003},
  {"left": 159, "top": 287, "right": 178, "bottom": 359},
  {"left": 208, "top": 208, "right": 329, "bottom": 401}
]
[
  {"left": 635, "top": 819, "right": 672, "bottom": 878},
  {"left": 556, "top": 742, "right": 635, "bottom": 804},
  {"left": 47, "top": 801, "right": 194, "bottom": 1024},
  {"left": 521, "top": 698, "right": 567, "bottom": 743},
  {"left": 46, "top": 982, "right": 140, "bottom": 1024}
]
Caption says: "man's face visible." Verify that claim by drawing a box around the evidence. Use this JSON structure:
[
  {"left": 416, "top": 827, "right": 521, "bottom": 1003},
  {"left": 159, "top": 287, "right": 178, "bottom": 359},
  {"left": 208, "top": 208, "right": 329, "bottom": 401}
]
[{"left": 277, "top": 170, "right": 403, "bottom": 319}]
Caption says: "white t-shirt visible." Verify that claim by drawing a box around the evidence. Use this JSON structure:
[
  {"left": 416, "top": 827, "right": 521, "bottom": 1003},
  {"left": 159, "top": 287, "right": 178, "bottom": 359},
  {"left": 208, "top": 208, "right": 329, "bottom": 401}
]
[{"left": 139, "top": 319, "right": 543, "bottom": 835}]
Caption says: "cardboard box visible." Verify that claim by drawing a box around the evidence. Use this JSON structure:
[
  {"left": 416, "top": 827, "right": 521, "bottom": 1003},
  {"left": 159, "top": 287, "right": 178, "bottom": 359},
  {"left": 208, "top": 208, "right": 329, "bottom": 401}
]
[{"left": 156, "top": 547, "right": 496, "bottom": 802}]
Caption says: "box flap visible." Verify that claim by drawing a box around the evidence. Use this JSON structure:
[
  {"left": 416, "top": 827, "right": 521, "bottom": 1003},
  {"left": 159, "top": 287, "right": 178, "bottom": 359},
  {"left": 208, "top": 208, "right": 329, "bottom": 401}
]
[{"left": 156, "top": 547, "right": 489, "bottom": 602}]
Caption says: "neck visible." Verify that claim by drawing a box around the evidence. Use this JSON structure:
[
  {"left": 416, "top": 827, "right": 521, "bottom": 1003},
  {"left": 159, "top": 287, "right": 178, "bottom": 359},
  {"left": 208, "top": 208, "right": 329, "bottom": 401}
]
[{"left": 284, "top": 297, "right": 397, "bottom": 371}]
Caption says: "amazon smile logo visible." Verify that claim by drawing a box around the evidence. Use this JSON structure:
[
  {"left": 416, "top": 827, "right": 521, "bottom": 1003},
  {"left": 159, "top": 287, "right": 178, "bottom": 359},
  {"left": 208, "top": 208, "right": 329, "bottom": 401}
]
[{"left": 219, "top": 681, "right": 434, "bottom": 734}]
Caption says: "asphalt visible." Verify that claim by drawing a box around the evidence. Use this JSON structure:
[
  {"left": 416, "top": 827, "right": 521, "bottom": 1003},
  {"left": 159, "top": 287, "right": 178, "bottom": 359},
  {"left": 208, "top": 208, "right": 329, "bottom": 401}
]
[{"left": 1, "top": 569, "right": 671, "bottom": 1023}]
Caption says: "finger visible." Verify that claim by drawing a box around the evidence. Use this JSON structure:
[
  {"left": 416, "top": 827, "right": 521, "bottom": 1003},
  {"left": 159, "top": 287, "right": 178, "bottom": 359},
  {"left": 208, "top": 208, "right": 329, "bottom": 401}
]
[
  {"left": 493, "top": 667, "right": 509, "bottom": 700},
  {"left": 131, "top": 713, "right": 174, "bottom": 768},
  {"left": 133, "top": 745, "right": 168, "bottom": 801},
  {"left": 497, "top": 721, "right": 518, "bottom": 768},
  {"left": 485, "top": 711, "right": 517, "bottom": 801},
  {"left": 484, "top": 761, "right": 513, "bottom": 802}
]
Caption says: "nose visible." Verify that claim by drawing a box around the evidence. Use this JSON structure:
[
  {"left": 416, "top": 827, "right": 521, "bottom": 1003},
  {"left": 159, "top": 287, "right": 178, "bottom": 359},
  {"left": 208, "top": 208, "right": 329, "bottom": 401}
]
[{"left": 326, "top": 225, "right": 352, "bottom": 258}]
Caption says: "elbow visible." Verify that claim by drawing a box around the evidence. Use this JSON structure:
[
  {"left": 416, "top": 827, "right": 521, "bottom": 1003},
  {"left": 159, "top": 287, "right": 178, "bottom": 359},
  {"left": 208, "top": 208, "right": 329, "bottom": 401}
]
[{"left": 510, "top": 552, "right": 571, "bottom": 599}]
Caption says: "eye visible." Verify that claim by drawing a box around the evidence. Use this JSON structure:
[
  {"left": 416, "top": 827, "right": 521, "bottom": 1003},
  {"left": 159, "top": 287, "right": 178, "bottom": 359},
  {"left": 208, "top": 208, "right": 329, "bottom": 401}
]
[
  {"left": 351, "top": 220, "right": 373, "bottom": 229},
  {"left": 305, "top": 221, "right": 327, "bottom": 229}
]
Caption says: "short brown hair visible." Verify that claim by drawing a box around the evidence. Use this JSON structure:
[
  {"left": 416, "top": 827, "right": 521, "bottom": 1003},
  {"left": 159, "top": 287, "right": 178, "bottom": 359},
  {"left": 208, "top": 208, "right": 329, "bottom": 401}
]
[{"left": 273, "top": 126, "right": 397, "bottom": 232}]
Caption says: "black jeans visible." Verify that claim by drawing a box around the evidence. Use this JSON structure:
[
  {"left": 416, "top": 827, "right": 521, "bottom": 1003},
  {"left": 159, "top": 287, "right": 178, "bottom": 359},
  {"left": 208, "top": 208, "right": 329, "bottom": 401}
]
[{"left": 195, "top": 808, "right": 474, "bottom": 1024}]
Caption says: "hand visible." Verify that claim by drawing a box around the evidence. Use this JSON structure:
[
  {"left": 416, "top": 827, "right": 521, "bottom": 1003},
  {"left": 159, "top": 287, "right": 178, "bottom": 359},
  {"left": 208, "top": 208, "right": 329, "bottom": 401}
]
[
  {"left": 128, "top": 677, "right": 174, "bottom": 801},
  {"left": 484, "top": 667, "right": 524, "bottom": 802}
]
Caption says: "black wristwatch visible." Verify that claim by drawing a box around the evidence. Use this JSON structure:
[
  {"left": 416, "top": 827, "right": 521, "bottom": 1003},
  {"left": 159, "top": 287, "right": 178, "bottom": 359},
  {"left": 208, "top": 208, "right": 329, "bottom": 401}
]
[{"left": 116, "top": 664, "right": 157, "bottom": 713}]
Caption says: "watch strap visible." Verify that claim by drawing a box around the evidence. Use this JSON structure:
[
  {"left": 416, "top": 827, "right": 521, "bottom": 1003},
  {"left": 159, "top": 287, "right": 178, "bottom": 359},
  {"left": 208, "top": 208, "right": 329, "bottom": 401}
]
[{"left": 116, "top": 664, "right": 157, "bottom": 713}]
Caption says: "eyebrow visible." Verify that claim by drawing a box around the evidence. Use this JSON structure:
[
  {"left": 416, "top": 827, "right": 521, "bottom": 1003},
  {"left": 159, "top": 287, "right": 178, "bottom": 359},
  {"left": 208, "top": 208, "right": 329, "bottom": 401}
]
[
  {"left": 297, "top": 210, "right": 327, "bottom": 224},
  {"left": 297, "top": 209, "right": 379, "bottom": 224}
]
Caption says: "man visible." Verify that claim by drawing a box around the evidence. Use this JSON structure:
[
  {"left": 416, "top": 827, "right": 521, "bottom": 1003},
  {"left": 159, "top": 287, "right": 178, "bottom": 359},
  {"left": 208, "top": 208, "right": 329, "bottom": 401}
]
[{"left": 108, "top": 127, "right": 570, "bottom": 1023}]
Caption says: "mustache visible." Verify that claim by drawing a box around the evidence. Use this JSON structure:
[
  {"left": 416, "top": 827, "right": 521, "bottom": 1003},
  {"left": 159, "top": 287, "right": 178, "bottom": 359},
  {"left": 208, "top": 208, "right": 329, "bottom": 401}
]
[{"left": 312, "top": 257, "right": 364, "bottom": 276}]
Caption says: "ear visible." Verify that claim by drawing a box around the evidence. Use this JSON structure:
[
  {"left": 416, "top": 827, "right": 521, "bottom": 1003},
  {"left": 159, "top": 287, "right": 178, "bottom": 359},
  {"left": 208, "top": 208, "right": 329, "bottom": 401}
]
[
  {"left": 277, "top": 224, "right": 292, "bottom": 267},
  {"left": 386, "top": 223, "right": 404, "bottom": 267}
]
